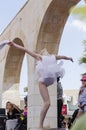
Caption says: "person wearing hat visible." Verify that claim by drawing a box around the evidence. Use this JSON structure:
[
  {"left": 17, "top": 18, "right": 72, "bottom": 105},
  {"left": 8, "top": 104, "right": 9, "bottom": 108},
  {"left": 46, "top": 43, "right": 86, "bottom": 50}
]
[{"left": 76, "top": 74, "right": 86, "bottom": 119}]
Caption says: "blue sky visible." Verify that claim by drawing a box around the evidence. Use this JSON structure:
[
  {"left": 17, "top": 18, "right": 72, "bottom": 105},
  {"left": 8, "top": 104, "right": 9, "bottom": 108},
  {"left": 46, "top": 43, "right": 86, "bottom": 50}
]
[
  {"left": 0, "top": 0, "right": 27, "bottom": 33},
  {"left": 58, "top": 1, "right": 86, "bottom": 90},
  {"left": 0, "top": 0, "right": 27, "bottom": 97},
  {"left": 0, "top": 0, "right": 86, "bottom": 97},
  {"left": 59, "top": 18, "right": 86, "bottom": 90}
]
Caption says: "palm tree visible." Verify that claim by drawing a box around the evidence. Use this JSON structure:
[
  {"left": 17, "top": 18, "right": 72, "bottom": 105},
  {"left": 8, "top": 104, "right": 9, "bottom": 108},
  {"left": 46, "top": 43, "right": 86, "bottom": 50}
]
[{"left": 70, "top": 5, "right": 86, "bottom": 22}]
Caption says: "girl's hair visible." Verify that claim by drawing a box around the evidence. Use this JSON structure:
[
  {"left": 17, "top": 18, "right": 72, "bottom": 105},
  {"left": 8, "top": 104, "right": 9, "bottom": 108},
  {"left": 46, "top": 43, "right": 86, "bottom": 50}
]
[{"left": 6, "top": 101, "right": 13, "bottom": 109}]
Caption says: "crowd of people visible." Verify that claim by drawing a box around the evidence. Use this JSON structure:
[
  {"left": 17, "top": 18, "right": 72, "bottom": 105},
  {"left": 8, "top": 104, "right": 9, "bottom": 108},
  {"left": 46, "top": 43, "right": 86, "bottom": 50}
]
[{"left": 57, "top": 74, "right": 86, "bottom": 129}]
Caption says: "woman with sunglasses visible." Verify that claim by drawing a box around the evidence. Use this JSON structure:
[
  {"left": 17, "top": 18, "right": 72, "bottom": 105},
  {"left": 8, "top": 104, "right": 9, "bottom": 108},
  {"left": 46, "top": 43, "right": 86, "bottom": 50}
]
[{"left": 77, "top": 75, "right": 86, "bottom": 119}]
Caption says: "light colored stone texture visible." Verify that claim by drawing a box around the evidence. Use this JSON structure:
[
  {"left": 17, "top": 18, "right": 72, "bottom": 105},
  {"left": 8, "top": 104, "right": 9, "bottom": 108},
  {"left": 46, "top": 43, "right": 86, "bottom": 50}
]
[
  {"left": 28, "top": 117, "right": 57, "bottom": 129},
  {"left": 28, "top": 94, "right": 57, "bottom": 106},
  {"left": 28, "top": 106, "right": 57, "bottom": 118},
  {"left": 2, "top": 84, "right": 20, "bottom": 108}
]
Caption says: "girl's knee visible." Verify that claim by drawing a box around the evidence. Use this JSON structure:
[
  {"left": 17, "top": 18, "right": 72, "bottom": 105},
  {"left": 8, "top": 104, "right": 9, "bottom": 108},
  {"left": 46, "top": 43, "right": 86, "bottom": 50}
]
[{"left": 45, "top": 101, "right": 51, "bottom": 108}]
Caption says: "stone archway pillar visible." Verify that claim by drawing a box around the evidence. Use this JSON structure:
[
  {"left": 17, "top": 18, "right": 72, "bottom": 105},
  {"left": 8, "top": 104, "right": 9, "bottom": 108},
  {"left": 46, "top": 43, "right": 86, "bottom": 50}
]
[
  {"left": 0, "top": 84, "right": 2, "bottom": 107},
  {"left": 27, "top": 57, "right": 57, "bottom": 130},
  {"left": 0, "top": 55, "right": 5, "bottom": 107}
]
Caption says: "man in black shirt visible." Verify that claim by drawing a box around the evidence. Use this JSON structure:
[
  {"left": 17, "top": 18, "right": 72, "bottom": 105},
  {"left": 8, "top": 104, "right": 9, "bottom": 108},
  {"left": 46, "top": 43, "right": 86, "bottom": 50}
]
[{"left": 57, "top": 77, "right": 64, "bottom": 128}]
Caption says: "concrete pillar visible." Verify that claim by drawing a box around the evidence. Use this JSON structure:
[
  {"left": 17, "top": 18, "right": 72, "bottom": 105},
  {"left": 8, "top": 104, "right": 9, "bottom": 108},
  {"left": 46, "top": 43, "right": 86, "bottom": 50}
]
[
  {"left": 27, "top": 57, "right": 57, "bottom": 129},
  {"left": 0, "top": 49, "right": 6, "bottom": 107},
  {"left": 0, "top": 83, "right": 2, "bottom": 107}
]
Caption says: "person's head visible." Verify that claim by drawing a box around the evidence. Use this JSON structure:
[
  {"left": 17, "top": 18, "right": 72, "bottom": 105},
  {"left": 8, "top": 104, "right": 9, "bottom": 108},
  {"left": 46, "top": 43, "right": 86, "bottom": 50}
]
[
  {"left": 39, "top": 48, "right": 49, "bottom": 55},
  {"left": 6, "top": 101, "right": 13, "bottom": 110},
  {"left": 80, "top": 75, "right": 86, "bottom": 87}
]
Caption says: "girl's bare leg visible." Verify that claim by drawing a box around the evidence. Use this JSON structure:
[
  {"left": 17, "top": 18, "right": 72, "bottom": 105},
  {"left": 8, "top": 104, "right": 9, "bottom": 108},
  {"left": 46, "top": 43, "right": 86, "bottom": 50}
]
[{"left": 38, "top": 82, "right": 50, "bottom": 129}]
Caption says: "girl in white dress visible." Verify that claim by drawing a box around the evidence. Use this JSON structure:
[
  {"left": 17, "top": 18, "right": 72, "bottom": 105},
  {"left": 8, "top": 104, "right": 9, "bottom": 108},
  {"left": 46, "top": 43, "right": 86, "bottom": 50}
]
[{"left": 6, "top": 41, "right": 73, "bottom": 130}]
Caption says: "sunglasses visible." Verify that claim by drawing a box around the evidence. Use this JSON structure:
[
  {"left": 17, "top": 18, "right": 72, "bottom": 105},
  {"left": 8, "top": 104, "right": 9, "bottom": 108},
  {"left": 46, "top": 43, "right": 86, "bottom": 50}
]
[{"left": 81, "top": 80, "right": 86, "bottom": 82}]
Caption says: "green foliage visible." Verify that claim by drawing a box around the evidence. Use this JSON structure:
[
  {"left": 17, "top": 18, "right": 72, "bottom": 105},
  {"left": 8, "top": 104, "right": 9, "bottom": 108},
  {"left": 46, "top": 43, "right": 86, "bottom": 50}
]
[
  {"left": 79, "top": 56, "right": 86, "bottom": 64},
  {"left": 83, "top": 40, "right": 86, "bottom": 52},
  {"left": 70, "top": 6, "right": 86, "bottom": 21},
  {"left": 79, "top": 41, "right": 86, "bottom": 64},
  {"left": 24, "top": 86, "right": 28, "bottom": 92},
  {"left": 70, "top": 4, "right": 86, "bottom": 65},
  {"left": 71, "top": 113, "right": 86, "bottom": 130}
]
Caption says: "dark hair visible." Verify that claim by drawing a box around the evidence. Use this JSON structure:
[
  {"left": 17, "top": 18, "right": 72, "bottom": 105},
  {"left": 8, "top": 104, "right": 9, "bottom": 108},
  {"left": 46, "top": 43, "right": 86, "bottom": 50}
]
[
  {"left": 57, "top": 77, "right": 60, "bottom": 82},
  {"left": 24, "top": 96, "right": 27, "bottom": 102}
]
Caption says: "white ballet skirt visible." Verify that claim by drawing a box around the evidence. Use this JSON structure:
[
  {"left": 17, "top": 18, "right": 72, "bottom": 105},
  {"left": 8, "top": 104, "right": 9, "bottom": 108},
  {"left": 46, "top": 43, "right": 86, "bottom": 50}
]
[{"left": 35, "top": 55, "right": 65, "bottom": 87}]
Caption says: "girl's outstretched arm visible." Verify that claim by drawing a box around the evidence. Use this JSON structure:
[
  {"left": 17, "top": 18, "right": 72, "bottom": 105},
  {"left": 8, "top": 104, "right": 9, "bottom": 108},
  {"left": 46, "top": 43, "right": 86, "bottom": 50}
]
[
  {"left": 8, "top": 42, "right": 42, "bottom": 60},
  {"left": 56, "top": 55, "right": 73, "bottom": 62}
]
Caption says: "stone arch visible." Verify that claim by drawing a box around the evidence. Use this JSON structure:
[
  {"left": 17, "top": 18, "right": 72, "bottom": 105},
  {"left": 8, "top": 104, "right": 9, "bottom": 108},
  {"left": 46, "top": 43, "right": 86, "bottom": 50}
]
[
  {"left": 3, "top": 38, "right": 25, "bottom": 91},
  {"left": 0, "top": 0, "right": 81, "bottom": 128},
  {"left": 34, "top": 0, "right": 80, "bottom": 128},
  {"left": 36, "top": 0, "right": 80, "bottom": 54}
]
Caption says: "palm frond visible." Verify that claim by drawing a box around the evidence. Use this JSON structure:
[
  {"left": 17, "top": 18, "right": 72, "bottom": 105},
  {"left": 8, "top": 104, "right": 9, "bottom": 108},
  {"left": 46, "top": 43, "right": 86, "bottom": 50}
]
[
  {"left": 70, "top": 6, "right": 86, "bottom": 21},
  {"left": 79, "top": 41, "right": 86, "bottom": 64},
  {"left": 79, "top": 57, "right": 86, "bottom": 64}
]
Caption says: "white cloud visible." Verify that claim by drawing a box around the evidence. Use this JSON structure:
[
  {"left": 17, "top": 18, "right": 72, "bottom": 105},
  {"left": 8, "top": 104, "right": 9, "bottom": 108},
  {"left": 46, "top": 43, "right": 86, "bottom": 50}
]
[{"left": 71, "top": 19, "right": 86, "bottom": 32}]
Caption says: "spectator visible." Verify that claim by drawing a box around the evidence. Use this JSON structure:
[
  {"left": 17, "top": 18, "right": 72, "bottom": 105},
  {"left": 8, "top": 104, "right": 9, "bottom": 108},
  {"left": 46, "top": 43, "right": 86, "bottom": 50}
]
[
  {"left": 23, "top": 96, "right": 27, "bottom": 116},
  {"left": 57, "top": 77, "right": 64, "bottom": 128},
  {"left": 77, "top": 75, "right": 86, "bottom": 119},
  {"left": 6, "top": 101, "right": 22, "bottom": 130}
]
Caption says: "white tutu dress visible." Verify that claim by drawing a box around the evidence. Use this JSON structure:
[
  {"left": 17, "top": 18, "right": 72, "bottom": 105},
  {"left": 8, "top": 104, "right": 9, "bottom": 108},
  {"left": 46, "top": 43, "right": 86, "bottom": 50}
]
[{"left": 35, "top": 55, "right": 65, "bottom": 87}]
